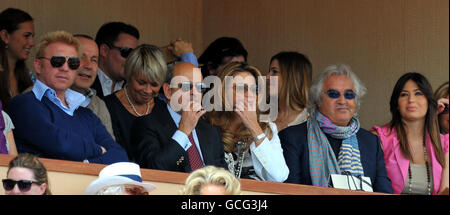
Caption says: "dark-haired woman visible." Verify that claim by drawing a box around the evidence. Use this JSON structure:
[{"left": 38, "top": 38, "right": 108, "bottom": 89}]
[
  {"left": 371, "top": 72, "right": 449, "bottom": 195},
  {"left": 0, "top": 8, "right": 35, "bottom": 111}
]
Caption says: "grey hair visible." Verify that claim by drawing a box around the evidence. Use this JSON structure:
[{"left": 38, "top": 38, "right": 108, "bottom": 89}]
[{"left": 308, "top": 64, "right": 367, "bottom": 116}]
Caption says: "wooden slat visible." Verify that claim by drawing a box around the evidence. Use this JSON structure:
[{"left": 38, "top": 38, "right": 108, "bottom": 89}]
[{"left": 0, "top": 154, "right": 389, "bottom": 195}]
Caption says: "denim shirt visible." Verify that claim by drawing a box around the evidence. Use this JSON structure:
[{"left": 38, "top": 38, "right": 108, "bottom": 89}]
[{"left": 32, "top": 80, "right": 86, "bottom": 116}]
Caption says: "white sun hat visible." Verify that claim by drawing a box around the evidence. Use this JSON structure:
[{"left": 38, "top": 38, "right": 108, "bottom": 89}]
[{"left": 85, "top": 162, "right": 156, "bottom": 195}]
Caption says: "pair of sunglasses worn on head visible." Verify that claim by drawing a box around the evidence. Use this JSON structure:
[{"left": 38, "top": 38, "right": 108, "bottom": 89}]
[
  {"left": 2, "top": 179, "right": 42, "bottom": 192},
  {"left": 324, "top": 89, "right": 357, "bottom": 100},
  {"left": 39, "top": 55, "right": 81, "bottom": 70}
]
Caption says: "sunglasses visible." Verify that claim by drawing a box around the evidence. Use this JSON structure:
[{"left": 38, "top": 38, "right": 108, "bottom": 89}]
[
  {"left": 324, "top": 89, "right": 356, "bottom": 100},
  {"left": 39, "top": 55, "right": 81, "bottom": 70},
  {"left": 125, "top": 185, "right": 149, "bottom": 195},
  {"left": 233, "top": 83, "right": 258, "bottom": 94},
  {"left": 174, "top": 81, "right": 207, "bottom": 93},
  {"left": 108, "top": 44, "right": 134, "bottom": 58},
  {"left": 2, "top": 179, "right": 42, "bottom": 192}
]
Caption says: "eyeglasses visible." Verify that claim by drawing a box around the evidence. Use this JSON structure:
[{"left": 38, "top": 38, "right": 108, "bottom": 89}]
[
  {"left": 233, "top": 83, "right": 258, "bottom": 94},
  {"left": 2, "top": 179, "right": 42, "bottom": 192},
  {"left": 39, "top": 55, "right": 81, "bottom": 70},
  {"left": 108, "top": 44, "right": 134, "bottom": 58},
  {"left": 323, "top": 89, "right": 356, "bottom": 100},
  {"left": 174, "top": 81, "right": 206, "bottom": 93}
]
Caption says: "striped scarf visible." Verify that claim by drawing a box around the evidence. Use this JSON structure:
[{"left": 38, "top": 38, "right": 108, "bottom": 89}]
[
  {"left": 307, "top": 111, "right": 364, "bottom": 187},
  {"left": 0, "top": 101, "right": 8, "bottom": 154}
]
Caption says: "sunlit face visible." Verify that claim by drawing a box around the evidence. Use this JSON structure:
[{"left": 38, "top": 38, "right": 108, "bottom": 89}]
[
  {"left": 2, "top": 21, "right": 35, "bottom": 61},
  {"left": 225, "top": 71, "right": 258, "bottom": 111},
  {"left": 318, "top": 75, "right": 357, "bottom": 126},
  {"left": 267, "top": 59, "right": 282, "bottom": 97},
  {"left": 200, "top": 184, "right": 227, "bottom": 195},
  {"left": 128, "top": 74, "right": 161, "bottom": 105},
  {"left": 5, "top": 167, "right": 46, "bottom": 195},
  {"left": 164, "top": 63, "right": 203, "bottom": 112},
  {"left": 397, "top": 80, "right": 429, "bottom": 122},
  {"left": 34, "top": 42, "right": 79, "bottom": 95},
  {"left": 102, "top": 33, "right": 138, "bottom": 81},
  {"left": 73, "top": 37, "right": 99, "bottom": 90}
]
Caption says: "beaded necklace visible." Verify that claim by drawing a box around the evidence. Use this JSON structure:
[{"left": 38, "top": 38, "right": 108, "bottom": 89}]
[{"left": 407, "top": 137, "right": 432, "bottom": 195}]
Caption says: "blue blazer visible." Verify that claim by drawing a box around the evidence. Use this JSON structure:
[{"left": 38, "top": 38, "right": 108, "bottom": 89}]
[
  {"left": 279, "top": 122, "right": 393, "bottom": 193},
  {"left": 9, "top": 92, "right": 129, "bottom": 164}
]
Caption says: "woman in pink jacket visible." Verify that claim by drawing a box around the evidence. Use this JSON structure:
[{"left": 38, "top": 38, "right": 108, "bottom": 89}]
[{"left": 371, "top": 72, "right": 449, "bottom": 195}]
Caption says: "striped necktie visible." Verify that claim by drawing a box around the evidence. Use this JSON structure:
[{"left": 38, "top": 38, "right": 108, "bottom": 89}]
[{"left": 187, "top": 133, "right": 204, "bottom": 171}]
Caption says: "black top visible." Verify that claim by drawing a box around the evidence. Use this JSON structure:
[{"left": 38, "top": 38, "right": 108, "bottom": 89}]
[
  {"left": 104, "top": 93, "right": 137, "bottom": 161},
  {"left": 279, "top": 122, "right": 393, "bottom": 193}
]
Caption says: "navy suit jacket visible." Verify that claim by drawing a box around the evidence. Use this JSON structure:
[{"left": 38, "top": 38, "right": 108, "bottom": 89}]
[
  {"left": 130, "top": 98, "right": 227, "bottom": 172},
  {"left": 279, "top": 122, "right": 393, "bottom": 193}
]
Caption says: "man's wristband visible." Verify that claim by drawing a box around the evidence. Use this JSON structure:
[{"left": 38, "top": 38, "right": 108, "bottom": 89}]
[{"left": 253, "top": 133, "right": 266, "bottom": 142}]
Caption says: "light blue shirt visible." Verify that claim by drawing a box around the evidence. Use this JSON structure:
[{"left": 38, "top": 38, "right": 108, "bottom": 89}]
[
  {"left": 32, "top": 80, "right": 86, "bottom": 116},
  {"left": 180, "top": 52, "right": 198, "bottom": 67},
  {"left": 167, "top": 104, "right": 205, "bottom": 164}
]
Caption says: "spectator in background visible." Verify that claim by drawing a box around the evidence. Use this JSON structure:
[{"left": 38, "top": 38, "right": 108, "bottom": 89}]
[
  {"left": 3, "top": 153, "right": 51, "bottom": 195},
  {"left": 206, "top": 62, "right": 289, "bottom": 182},
  {"left": 280, "top": 64, "right": 392, "bottom": 193},
  {"left": 86, "top": 162, "right": 155, "bottom": 195},
  {"left": 434, "top": 81, "right": 449, "bottom": 134},
  {"left": 0, "top": 8, "right": 35, "bottom": 111},
  {"left": 198, "top": 37, "right": 247, "bottom": 78},
  {"left": 267, "top": 51, "right": 312, "bottom": 131},
  {"left": 181, "top": 165, "right": 241, "bottom": 195},
  {"left": 1, "top": 100, "right": 17, "bottom": 155},
  {"left": 71, "top": 34, "right": 115, "bottom": 139},
  {"left": 93, "top": 22, "right": 140, "bottom": 100},
  {"left": 8, "top": 30, "right": 128, "bottom": 164},
  {"left": 371, "top": 73, "right": 448, "bottom": 195},
  {"left": 104, "top": 44, "right": 167, "bottom": 161},
  {"left": 131, "top": 62, "right": 226, "bottom": 172}
]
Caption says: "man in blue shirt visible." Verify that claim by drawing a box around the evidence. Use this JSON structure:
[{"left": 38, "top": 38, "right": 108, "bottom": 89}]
[{"left": 8, "top": 31, "right": 128, "bottom": 164}]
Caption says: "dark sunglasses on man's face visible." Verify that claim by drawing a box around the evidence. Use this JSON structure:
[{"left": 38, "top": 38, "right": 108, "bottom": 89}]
[
  {"left": 2, "top": 179, "right": 42, "bottom": 192},
  {"left": 108, "top": 44, "right": 133, "bottom": 58},
  {"left": 324, "top": 89, "right": 357, "bottom": 100},
  {"left": 39, "top": 55, "right": 81, "bottom": 70},
  {"left": 174, "top": 81, "right": 206, "bottom": 93}
]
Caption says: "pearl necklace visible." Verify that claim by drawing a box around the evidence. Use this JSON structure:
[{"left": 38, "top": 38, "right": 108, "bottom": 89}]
[{"left": 124, "top": 86, "right": 150, "bottom": 116}]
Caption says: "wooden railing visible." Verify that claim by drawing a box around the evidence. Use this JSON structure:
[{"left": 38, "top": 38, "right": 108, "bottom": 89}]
[{"left": 0, "top": 154, "right": 388, "bottom": 195}]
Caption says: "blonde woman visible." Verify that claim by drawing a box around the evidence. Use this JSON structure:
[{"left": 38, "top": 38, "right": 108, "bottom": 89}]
[
  {"left": 104, "top": 44, "right": 167, "bottom": 161},
  {"left": 182, "top": 166, "right": 241, "bottom": 195},
  {"left": 206, "top": 62, "right": 289, "bottom": 182}
]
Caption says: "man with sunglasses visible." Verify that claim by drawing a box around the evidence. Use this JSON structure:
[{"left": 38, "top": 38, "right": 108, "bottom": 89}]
[
  {"left": 279, "top": 64, "right": 392, "bottom": 193},
  {"left": 131, "top": 62, "right": 226, "bottom": 173},
  {"left": 94, "top": 22, "right": 140, "bottom": 100},
  {"left": 8, "top": 31, "right": 129, "bottom": 164}
]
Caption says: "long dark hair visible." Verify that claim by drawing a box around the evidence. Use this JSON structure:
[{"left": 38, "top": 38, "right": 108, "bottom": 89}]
[
  {"left": 389, "top": 72, "right": 445, "bottom": 167},
  {"left": 0, "top": 8, "right": 34, "bottom": 111}
]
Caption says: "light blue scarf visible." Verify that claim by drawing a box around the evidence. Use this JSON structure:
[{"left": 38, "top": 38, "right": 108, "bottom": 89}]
[{"left": 307, "top": 111, "right": 364, "bottom": 187}]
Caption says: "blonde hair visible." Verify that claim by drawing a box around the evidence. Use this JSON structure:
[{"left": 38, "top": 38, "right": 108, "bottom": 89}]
[
  {"left": 181, "top": 166, "right": 241, "bottom": 195},
  {"left": 35, "top": 30, "right": 81, "bottom": 59},
  {"left": 124, "top": 44, "right": 167, "bottom": 86},
  {"left": 434, "top": 81, "right": 449, "bottom": 134},
  {"left": 206, "top": 62, "right": 273, "bottom": 153},
  {"left": 8, "top": 153, "right": 51, "bottom": 195}
]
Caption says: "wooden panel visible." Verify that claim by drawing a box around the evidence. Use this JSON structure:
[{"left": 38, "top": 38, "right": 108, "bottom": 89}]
[
  {"left": 0, "top": 154, "right": 387, "bottom": 195},
  {"left": 202, "top": 0, "right": 449, "bottom": 129}
]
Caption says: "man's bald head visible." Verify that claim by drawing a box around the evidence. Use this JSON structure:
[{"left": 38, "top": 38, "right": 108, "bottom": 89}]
[{"left": 172, "top": 62, "right": 200, "bottom": 79}]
